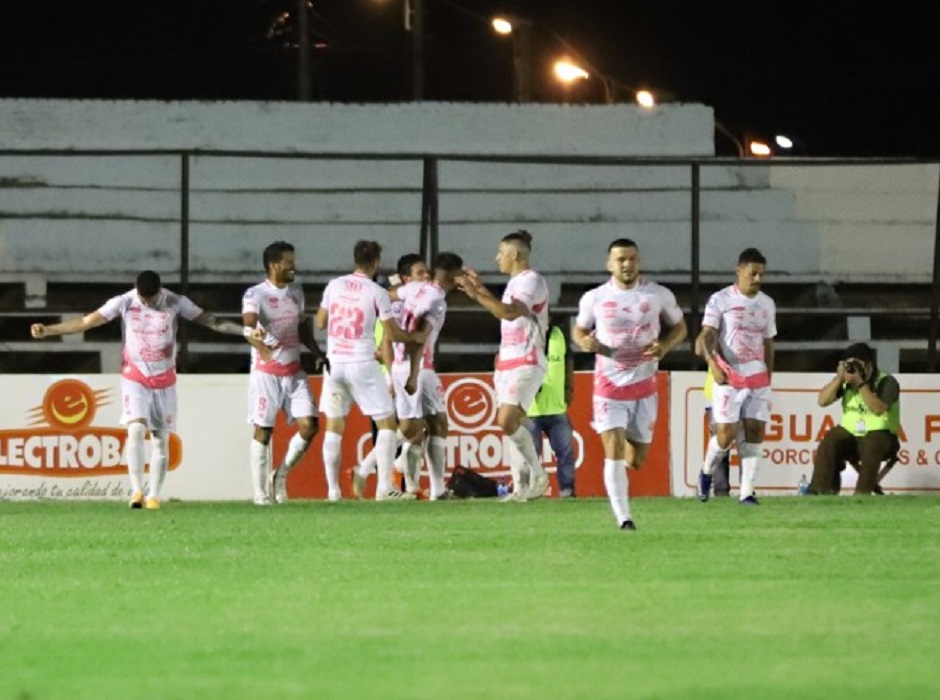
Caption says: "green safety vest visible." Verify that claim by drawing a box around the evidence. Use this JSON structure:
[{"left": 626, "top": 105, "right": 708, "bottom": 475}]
[
  {"left": 840, "top": 371, "right": 900, "bottom": 436},
  {"left": 528, "top": 326, "right": 568, "bottom": 418}
]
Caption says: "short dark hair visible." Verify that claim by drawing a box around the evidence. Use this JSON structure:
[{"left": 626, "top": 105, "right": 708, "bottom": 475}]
[
  {"left": 608, "top": 238, "right": 638, "bottom": 252},
  {"left": 502, "top": 229, "right": 533, "bottom": 250},
  {"left": 354, "top": 240, "right": 382, "bottom": 266},
  {"left": 738, "top": 248, "right": 767, "bottom": 266},
  {"left": 434, "top": 251, "right": 464, "bottom": 272},
  {"left": 843, "top": 342, "right": 875, "bottom": 364},
  {"left": 135, "top": 270, "right": 161, "bottom": 297},
  {"left": 263, "top": 241, "right": 294, "bottom": 273},
  {"left": 397, "top": 253, "right": 424, "bottom": 279}
]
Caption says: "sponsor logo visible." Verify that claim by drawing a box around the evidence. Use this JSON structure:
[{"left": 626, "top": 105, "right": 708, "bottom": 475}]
[
  {"left": 0, "top": 378, "right": 182, "bottom": 477},
  {"left": 354, "top": 376, "right": 584, "bottom": 477}
]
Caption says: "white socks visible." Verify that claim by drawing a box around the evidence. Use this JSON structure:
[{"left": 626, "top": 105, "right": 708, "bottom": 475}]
[
  {"left": 126, "top": 422, "right": 146, "bottom": 495},
  {"left": 374, "top": 429, "right": 397, "bottom": 496},
  {"left": 249, "top": 439, "right": 271, "bottom": 501},
  {"left": 427, "top": 436, "right": 446, "bottom": 499},
  {"left": 357, "top": 431, "right": 404, "bottom": 478},
  {"left": 280, "top": 433, "right": 310, "bottom": 475},
  {"left": 738, "top": 441, "right": 762, "bottom": 499},
  {"left": 603, "top": 458, "right": 631, "bottom": 525},
  {"left": 148, "top": 430, "right": 169, "bottom": 500},
  {"left": 403, "top": 442, "right": 424, "bottom": 493},
  {"left": 508, "top": 426, "right": 544, "bottom": 482},
  {"left": 322, "top": 432, "right": 342, "bottom": 500},
  {"left": 702, "top": 435, "right": 730, "bottom": 476}
]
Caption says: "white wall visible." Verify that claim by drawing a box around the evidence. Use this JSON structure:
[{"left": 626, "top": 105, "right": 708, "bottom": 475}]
[
  {"left": 0, "top": 99, "right": 713, "bottom": 156},
  {"left": 0, "top": 100, "right": 936, "bottom": 285}
]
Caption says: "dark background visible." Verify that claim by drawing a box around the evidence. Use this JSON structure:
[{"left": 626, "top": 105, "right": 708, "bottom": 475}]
[{"left": 0, "top": 0, "right": 936, "bottom": 157}]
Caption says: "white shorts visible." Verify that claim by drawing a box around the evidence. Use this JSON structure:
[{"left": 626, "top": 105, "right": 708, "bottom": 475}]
[
  {"left": 494, "top": 365, "right": 545, "bottom": 411},
  {"left": 247, "top": 371, "right": 316, "bottom": 428},
  {"left": 120, "top": 378, "right": 178, "bottom": 432},
  {"left": 391, "top": 365, "right": 445, "bottom": 420},
  {"left": 592, "top": 394, "right": 658, "bottom": 443},
  {"left": 319, "top": 361, "right": 395, "bottom": 420},
  {"left": 711, "top": 384, "right": 772, "bottom": 424}
]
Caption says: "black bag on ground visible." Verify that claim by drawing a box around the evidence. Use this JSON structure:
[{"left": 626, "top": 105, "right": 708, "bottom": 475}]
[{"left": 446, "top": 465, "right": 500, "bottom": 498}]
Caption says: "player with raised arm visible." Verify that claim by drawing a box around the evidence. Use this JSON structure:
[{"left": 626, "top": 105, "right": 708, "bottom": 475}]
[
  {"left": 242, "top": 241, "right": 327, "bottom": 506},
  {"left": 316, "top": 240, "right": 427, "bottom": 501},
  {"left": 31, "top": 270, "right": 248, "bottom": 509},
  {"left": 458, "top": 230, "right": 551, "bottom": 501},
  {"left": 386, "top": 251, "right": 464, "bottom": 500},
  {"left": 351, "top": 253, "right": 429, "bottom": 496}
]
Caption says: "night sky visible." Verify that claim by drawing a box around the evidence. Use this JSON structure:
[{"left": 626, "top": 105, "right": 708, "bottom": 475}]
[{"left": 0, "top": 0, "right": 936, "bottom": 157}]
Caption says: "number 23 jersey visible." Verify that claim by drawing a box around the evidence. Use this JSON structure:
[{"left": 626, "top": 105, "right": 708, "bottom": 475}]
[{"left": 320, "top": 272, "right": 394, "bottom": 363}]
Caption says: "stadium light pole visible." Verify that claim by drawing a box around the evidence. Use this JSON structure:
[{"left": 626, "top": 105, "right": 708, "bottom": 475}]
[
  {"left": 406, "top": 0, "right": 425, "bottom": 100},
  {"left": 548, "top": 33, "right": 659, "bottom": 108},
  {"left": 491, "top": 15, "right": 534, "bottom": 102},
  {"left": 297, "top": 0, "right": 312, "bottom": 101}
]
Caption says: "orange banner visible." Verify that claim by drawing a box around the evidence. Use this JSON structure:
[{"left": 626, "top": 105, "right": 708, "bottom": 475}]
[
  {"left": 274, "top": 371, "right": 671, "bottom": 499},
  {"left": 0, "top": 378, "right": 182, "bottom": 477}
]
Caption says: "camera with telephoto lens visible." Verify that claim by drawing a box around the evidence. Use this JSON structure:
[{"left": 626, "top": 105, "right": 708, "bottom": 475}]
[{"left": 841, "top": 359, "right": 864, "bottom": 375}]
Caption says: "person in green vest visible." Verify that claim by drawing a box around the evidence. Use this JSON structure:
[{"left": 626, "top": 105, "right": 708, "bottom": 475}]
[
  {"left": 525, "top": 318, "right": 576, "bottom": 497},
  {"left": 809, "top": 342, "right": 901, "bottom": 495}
]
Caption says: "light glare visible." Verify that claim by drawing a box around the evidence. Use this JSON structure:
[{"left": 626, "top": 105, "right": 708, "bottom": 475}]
[
  {"left": 636, "top": 90, "right": 655, "bottom": 109},
  {"left": 492, "top": 17, "right": 513, "bottom": 35},
  {"left": 554, "top": 60, "right": 589, "bottom": 83}
]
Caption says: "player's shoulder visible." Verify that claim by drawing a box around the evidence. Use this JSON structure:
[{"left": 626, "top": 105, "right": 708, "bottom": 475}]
[
  {"left": 639, "top": 277, "right": 670, "bottom": 293},
  {"left": 756, "top": 290, "right": 775, "bottom": 306},
  {"left": 579, "top": 281, "right": 606, "bottom": 302},
  {"left": 513, "top": 268, "right": 545, "bottom": 286},
  {"left": 242, "top": 280, "right": 267, "bottom": 298},
  {"left": 707, "top": 284, "right": 736, "bottom": 302},
  {"left": 103, "top": 289, "right": 135, "bottom": 311}
]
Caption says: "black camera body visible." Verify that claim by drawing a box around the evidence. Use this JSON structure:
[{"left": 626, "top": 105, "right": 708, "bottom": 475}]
[{"left": 842, "top": 359, "right": 865, "bottom": 375}]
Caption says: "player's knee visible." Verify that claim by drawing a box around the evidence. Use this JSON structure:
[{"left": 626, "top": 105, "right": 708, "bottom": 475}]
[
  {"left": 298, "top": 417, "right": 319, "bottom": 441},
  {"left": 253, "top": 426, "right": 273, "bottom": 445}
]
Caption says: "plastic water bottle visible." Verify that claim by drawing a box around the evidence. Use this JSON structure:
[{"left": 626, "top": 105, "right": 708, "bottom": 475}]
[
  {"left": 497, "top": 480, "right": 510, "bottom": 497},
  {"left": 797, "top": 474, "right": 809, "bottom": 496}
]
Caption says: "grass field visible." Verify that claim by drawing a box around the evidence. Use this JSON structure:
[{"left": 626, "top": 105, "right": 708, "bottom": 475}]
[{"left": 2, "top": 496, "right": 939, "bottom": 700}]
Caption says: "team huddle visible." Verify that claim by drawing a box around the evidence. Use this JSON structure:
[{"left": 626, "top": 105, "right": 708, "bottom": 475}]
[{"left": 29, "top": 232, "right": 775, "bottom": 530}]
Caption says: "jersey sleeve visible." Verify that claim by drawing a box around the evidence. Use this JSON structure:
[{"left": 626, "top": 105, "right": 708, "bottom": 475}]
[
  {"left": 764, "top": 297, "right": 777, "bottom": 338},
  {"left": 701, "top": 293, "right": 723, "bottom": 330},
  {"left": 510, "top": 274, "right": 539, "bottom": 310},
  {"left": 242, "top": 286, "right": 261, "bottom": 315},
  {"left": 575, "top": 289, "right": 596, "bottom": 329},
  {"left": 319, "top": 281, "right": 334, "bottom": 311},
  {"left": 656, "top": 284, "right": 684, "bottom": 326},
  {"left": 375, "top": 287, "right": 394, "bottom": 321},
  {"left": 395, "top": 282, "right": 413, "bottom": 305},
  {"left": 178, "top": 294, "right": 205, "bottom": 322},
  {"left": 96, "top": 294, "right": 126, "bottom": 322}
]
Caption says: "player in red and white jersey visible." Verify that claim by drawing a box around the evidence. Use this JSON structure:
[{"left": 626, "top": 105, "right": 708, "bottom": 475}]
[
  {"left": 695, "top": 247, "right": 776, "bottom": 505},
  {"left": 458, "top": 230, "right": 551, "bottom": 501},
  {"left": 573, "top": 239, "right": 687, "bottom": 530},
  {"left": 387, "top": 251, "right": 464, "bottom": 500},
  {"left": 351, "top": 254, "right": 429, "bottom": 496},
  {"left": 242, "top": 241, "right": 327, "bottom": 506},
  {"left": 30, "top": 270, "right": 246, "bottom": 509},
  {"left": 316, "top": 240, "right": 427, "bottom": 501}
]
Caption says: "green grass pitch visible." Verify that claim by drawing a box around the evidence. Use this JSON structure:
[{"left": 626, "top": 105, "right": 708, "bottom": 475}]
[{"left": 1, "top": 496, "right": 939, "bottom": 699}]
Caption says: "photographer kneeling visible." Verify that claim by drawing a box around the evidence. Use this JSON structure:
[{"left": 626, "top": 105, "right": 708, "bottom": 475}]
[{"left": 809, "top": 342, "right": 900, "bottom": 495}]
